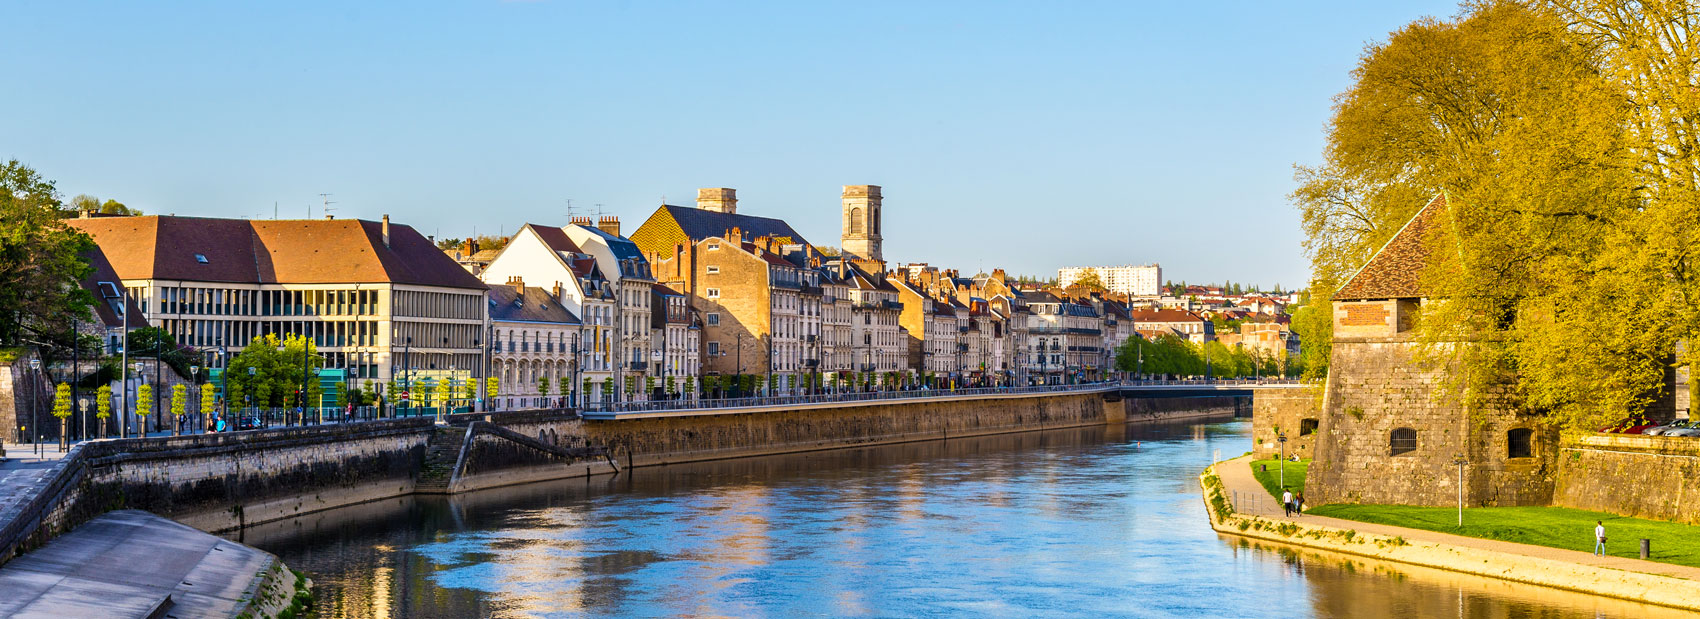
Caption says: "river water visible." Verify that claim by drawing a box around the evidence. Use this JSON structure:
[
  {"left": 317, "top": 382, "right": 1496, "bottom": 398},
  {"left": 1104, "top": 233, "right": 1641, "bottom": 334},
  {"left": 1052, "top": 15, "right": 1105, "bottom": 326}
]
[{"left": 240, "top": 415, "right": 1695, "bottom": 618}]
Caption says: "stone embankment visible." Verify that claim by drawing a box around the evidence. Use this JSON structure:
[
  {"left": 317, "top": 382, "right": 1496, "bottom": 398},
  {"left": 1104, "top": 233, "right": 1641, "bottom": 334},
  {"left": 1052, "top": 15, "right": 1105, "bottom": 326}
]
[{"left": 1201, "top": 456, "right": 1700, "bottom": 612}]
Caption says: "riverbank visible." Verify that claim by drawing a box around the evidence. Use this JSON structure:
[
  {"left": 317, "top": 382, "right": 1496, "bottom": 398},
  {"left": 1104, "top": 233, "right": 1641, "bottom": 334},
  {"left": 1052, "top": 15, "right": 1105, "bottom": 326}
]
[{"left": 1202, "top": 455, "right": 1700, "bottom": 612}]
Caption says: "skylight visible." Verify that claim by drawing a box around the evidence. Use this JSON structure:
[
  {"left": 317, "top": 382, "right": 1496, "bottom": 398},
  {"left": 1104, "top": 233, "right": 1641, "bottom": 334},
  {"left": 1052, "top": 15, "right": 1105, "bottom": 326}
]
[{"left": 194, "top": 254, "right": 209, "bottom": 264}]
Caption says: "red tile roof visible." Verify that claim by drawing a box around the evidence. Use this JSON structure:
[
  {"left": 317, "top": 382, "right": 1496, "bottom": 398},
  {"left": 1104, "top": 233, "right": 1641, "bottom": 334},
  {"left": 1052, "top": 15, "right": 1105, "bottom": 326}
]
[
  {"left": 69, "top": 215, "right": 485, "bottom": 289},
  {"left": 1334, "top": 193, "right": 1449, "bottom": 301}
]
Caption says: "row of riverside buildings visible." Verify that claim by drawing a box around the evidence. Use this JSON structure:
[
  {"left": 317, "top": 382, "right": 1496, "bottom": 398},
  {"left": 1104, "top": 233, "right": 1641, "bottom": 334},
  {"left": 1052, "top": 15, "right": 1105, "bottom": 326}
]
[{"left": 64, "top": 184, "right": 1297, "bottom": 411}]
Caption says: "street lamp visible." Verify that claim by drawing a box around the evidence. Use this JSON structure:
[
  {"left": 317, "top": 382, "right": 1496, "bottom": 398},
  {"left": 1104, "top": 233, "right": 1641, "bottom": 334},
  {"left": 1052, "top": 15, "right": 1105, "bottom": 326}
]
[
  {"left": 28, "top": 358, "right": 41, "bottom": 456},
  {"left": 78, "top": 398, "right": 91, "bottom": 442},
  {"left": 1453, "top": 453, "right": 1468, "bottom": 527},
  {"left": 187, "top": 364, "right": 200, "bottom": 436},
  {"left": 246, "top": 366, "right": 257, "bottom": 422},
  {"left": 1277, "top": 431, "right": 1288, "bottom": 490}
]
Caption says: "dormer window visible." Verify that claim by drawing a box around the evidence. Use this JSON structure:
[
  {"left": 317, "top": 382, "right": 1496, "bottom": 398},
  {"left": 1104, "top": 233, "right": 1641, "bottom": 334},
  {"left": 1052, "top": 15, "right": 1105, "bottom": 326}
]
[{"left": 194, "top": 254, "right": 208, "bottom": 264}]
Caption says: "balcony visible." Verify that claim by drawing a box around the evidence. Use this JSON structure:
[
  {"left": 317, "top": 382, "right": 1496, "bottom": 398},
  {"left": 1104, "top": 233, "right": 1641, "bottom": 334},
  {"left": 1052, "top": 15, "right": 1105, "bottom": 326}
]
[
  {"left": 628, "top": 361, "right": 647, "bottom": 371},
  {"left": 859, "top": 363, "right": 878, "bottom": 372}
]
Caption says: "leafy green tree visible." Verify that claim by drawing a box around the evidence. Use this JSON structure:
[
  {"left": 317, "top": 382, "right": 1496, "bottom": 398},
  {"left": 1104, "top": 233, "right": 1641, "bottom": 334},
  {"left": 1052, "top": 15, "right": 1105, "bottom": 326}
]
[
  {"left": 96, "top": 384, "right": 112, "bottom": 423},
  {"left": 0, "top": 160, "right": 94, "bottom": 347},
  {"left": 1074, "top": 268, "right": 1106, "bottom": 291},
  {"left": 486, "top": 376, "right": 500, "bottom": 399},
  {"left": 435, "top": 377, "right": 453, "bottom": 410},
  {"left": 201, "top": 382, "right": 216, "bottom": 416},
  {"left": 537, "top": 375, "right": 550, "bottom": 398},
  {"left": 225, "top": 334, "right": 321, "bottom": 408}
]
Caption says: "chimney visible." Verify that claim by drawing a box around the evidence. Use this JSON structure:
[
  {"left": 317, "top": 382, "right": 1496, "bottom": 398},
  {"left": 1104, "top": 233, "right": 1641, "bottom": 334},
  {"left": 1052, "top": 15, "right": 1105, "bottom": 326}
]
[
  {"left": 552, "top": 281, "right": 565, "bottom": 302},
  {"left": 381, "top": 215, "right": 391, "bottom": 248},
  {"left": 570, "top": 216, "right": 594, "bottom": 227},
  {"left": 462, "top": 238, "right": 477, "bottom": 255},
  {"left": 697, "top": 187, "right": 737, "bottom": 214},
  {"left": 598, "top": 215, "right": 621, "bottom": 237},
  {"left": 324, "top": 214, "right": 335, "bottom": 220},
  {"left": 509, "top": 275, "right": 525, "bottom": 295}
]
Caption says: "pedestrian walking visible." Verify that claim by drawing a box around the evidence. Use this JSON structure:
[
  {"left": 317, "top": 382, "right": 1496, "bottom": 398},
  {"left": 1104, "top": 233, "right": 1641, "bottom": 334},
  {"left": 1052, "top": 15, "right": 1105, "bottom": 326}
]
[
  {"left": 1282, "top": 488, "right": 1293, "bottom": 517},
  {"left": 1294, "top": 492, "right": 1305, "bottom": 516},
  {"left": 1595, "top": 520, "right": 1607, "bottom": 556}
]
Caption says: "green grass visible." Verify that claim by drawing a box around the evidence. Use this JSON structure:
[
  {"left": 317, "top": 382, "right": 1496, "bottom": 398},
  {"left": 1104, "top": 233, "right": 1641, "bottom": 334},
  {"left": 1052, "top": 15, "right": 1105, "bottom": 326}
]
[
  {"left": 1308, "top": 504, "right": 1700, "bottom": 568},
  {"left": 1250, "top": 458, "right": 1308, "bottom": 499}
]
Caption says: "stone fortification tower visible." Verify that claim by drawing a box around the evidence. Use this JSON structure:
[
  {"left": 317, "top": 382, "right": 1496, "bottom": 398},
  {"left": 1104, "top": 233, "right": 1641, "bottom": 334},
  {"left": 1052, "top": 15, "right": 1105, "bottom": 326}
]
[{"left": 841, "top": 185, "right": 882, "bottom": 262}]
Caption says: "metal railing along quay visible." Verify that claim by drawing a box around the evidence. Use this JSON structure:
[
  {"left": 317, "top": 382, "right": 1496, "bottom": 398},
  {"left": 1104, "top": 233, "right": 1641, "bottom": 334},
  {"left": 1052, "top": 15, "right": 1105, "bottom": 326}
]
[{"left": 582, "top": 378, "right": 1302, "bottom": 416}]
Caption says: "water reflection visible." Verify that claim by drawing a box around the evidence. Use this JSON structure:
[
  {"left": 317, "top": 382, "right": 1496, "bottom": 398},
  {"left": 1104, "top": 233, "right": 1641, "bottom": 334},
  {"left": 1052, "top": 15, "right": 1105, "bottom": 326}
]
[{"left": 243, "top": 417, "right": 1697, "bottom": 618}]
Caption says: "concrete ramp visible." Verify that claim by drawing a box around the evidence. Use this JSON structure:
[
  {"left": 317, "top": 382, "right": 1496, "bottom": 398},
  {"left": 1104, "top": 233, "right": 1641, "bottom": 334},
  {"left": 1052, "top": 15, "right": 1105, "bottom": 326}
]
[{"left": 0, "top": 510, "right": 282, "bottom": 618}]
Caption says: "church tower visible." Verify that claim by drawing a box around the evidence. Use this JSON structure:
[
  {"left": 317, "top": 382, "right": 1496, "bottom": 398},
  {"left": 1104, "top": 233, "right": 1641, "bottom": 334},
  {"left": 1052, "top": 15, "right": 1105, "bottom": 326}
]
[{"left": 841, "top": 184, "right": 882, "bottom": 262}]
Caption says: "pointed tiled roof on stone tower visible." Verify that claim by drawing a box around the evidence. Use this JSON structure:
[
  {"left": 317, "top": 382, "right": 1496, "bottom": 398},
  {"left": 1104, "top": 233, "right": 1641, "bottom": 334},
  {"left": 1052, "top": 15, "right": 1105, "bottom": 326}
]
[{"left": 1333, "top": 193, "right": 1451, "bottom": 301}]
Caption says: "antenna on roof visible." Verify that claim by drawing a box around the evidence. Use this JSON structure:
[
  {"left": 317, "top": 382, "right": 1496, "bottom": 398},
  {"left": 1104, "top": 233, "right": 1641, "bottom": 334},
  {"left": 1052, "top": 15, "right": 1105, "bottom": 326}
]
[
  {"left": 318, "top": 193, "right": 336, "bottom": 220},
  {"left": 565, "top": 198, "right": 575, "bottom": 223},
  {"left": 273, "top": 202, "right": 278, "bottom": 220}
]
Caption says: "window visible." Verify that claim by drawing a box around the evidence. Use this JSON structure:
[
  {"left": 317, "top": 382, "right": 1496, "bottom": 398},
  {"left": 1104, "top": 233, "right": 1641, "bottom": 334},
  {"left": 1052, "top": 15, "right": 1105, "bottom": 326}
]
[
  {"left": 1299, "top": 418, "right": 1319, "bottom": 436},
  {"left": 706, "top": 288, "right": 720, "bottom": 299},
  {"left": 708, "top": 243, "right": 721, "bottom": 251},
  {"left": 1508, "top": 428, "right": 1533, "bottom": 458},
  {"left": 707, "top": 265, "right": 720, "bottom": 274},
  {"left": 1389, "top": 428, "right": 1418, "bottom": 456},
  {"left": 707, "top": 312, "right": 720, "bottom": 326},
  {"left": 707, "top": 341, "right": 721, "bottom": 356},
  {"left": 195, "top": 254, "right": 208, "bottom": 264}
]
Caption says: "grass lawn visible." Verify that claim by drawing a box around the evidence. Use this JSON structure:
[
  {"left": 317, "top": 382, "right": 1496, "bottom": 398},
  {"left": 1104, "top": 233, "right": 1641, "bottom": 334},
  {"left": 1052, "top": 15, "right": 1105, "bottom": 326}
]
[
  {"left": 1307, "top": 504, "right": 1700, "bottom": 568},
  {"left": 1249, "top": 458, "right": 1308, "bottom": 499}
]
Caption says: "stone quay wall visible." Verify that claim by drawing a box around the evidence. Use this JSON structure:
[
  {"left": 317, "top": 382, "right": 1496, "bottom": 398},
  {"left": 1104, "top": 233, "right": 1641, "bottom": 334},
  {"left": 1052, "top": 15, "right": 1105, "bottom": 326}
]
[
  {"left": 1309, "top": 337, "right": 1554, "bottom": 507},
  {"left": 1553, "top": 434, "right": 1700, "bottom": 526},
  {"left": 444, "top": 409, "right": 615, "bottom": 492},
  {"left": 588, "top": 393, "right": 1240, "bottom": 468}
]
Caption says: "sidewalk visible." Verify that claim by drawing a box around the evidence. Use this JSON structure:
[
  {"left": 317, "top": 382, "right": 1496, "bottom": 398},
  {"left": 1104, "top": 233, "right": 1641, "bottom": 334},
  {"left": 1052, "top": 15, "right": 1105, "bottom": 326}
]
[
  {"left": 0, "top": 444, "right": 72, "bottom": 536},
  {"left": 1213, "top": 454, "right": 1700, "bottom": 582}
]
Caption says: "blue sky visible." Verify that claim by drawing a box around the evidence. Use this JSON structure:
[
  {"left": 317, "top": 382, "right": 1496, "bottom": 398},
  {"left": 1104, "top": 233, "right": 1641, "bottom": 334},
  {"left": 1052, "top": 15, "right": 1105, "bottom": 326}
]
[{"left": 4, "top": 1, "right": 1460, "bottom": 287}]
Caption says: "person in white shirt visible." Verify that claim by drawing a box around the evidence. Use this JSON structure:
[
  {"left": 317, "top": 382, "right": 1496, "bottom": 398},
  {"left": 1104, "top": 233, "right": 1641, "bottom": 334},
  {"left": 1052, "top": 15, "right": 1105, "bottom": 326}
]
[
  {"left": 1282, "top": 489, "right": 1294, "bottom": 517},
  {"left": 1595, "top": 521, "right": 1606, "bottom": 556}
]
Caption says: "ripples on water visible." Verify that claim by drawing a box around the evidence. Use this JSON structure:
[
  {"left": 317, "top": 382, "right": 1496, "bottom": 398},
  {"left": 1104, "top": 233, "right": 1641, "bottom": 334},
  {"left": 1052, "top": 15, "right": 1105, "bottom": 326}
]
[{"left": 242, "top": 416, "right": 1695, "bottom": 618}]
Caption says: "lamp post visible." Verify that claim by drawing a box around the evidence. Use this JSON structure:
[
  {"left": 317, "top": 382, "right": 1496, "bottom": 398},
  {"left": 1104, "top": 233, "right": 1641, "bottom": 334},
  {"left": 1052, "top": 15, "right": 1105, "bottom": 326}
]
[
  {"left": 28, "top": 358, "right": 41, "bottom": 456},
  {"left": 246, "top": 366, "right": 257, "bottom": 423},
  {"left": 189, "top": 364, "right": 201, "bottom": 435},
  {"left": 1277, "top": 432, "right": 1288, "bottom": 490},
  {"left": 1453, "top": 453, "right": 1467, "bottom": 527}
]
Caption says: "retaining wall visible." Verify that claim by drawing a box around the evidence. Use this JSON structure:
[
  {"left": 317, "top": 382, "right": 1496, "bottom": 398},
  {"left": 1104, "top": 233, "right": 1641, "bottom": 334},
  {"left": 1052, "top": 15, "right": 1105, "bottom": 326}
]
[
  {"left": 588, "top": 393, "right": 1239, "bottom": 467},
  {"left": 1554, "top": 434, "right": 1700, "bottom": 526}
]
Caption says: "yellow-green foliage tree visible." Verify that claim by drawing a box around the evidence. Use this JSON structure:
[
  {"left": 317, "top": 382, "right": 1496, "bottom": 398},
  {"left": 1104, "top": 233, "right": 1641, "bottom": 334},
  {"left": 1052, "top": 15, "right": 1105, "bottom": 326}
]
[
  {"left": 52, "top": 383, "right": 71, "bottom": 420},
  {"left": 201, "top": 382, "right": 216, "bottom": 416},
  {"left": 135, "top": 383, "right": 153, "bottom": 429},
  {"left": 1292, "top": 1, "right": 1672, "bottom": 432},
  {"left": 96, "top": 384, "right": 112, "bottom": 422},
  {"left": 170, "top": 384, "right": 187, "bottom": 434},
  {"left": 435, "top": 377, "right": 453, "bottom": 408},
  {"left": 487, "top": 376, "right": 500, "bottom": 398}
]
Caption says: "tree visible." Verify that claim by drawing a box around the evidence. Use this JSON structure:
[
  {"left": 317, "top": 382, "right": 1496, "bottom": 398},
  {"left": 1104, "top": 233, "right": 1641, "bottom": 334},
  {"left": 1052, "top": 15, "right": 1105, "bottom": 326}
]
[
  {"left": 487, "top": 376, "right": 500, "bottom": 399},
  {"left": 96, "top": 384, "right": 112, "bottom": 432},
  {"left": 135, "top": 383, "right": 153, "bottom": 432},
  {"left": 225, "top": 334, "right": 321, "bottom": 409},
  {"left": 0, "top": 160, "right": 95, "bottom": 347},
  {"left": 1293, "top": 1, "right": 1641, "bottom": 429},
  {"left": 201, "top": 382, "right": 216, "bottom": 417},
  {"left": 537, "top": 375, "right": 550, "bottom": 399},
  {"left": 1074, "top": 268, "right": 1106, "bottom": 291},
  {"left": 170, "top": 384, "right": 187, "bottom": 436},
  {"left": 436, "top": 378, "right": 453, "bottom": 411},
  {"left": 52, "top": 383, "right": 71, "bottom": 448}
]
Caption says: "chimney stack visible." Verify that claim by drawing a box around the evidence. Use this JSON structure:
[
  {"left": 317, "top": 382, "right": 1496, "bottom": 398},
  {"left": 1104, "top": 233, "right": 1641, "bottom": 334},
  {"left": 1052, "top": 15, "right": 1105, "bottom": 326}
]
[
  {"left": 552, "top": 281, "right": 565, "bottom": 302},
  {"left": 697, "top": 187, "right": 737, "bottom": 214},
  {"left": 598, "top": 215, "right": 621, "bottom": 237},
  {"left": 508, "top": 275, "right": 525, "bottom": 295},
  {"left": 570, "top": 216, "right": 594, "bottom": 227},
  {"left": 381, "top": 214, "right": 391, "bottom": 248}
]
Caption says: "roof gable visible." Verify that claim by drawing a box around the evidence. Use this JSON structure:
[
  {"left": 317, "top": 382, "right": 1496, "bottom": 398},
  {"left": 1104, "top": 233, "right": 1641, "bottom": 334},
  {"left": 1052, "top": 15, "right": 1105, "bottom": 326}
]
[{"left": 1334, "top": 193, "right": 1450, "bottom": 301}]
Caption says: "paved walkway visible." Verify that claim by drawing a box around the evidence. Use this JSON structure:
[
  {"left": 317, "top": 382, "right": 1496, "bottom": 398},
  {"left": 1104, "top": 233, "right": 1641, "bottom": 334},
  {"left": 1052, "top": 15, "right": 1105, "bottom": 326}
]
[
  {"left": 0, "top": 510, "right": 280, "bottom": 618},
  {"left": 1214, "top": 455, "right": 1700, "bottom": 582},
  {"left": 0, "top": 446, "right": 72, "bottom": 532}
]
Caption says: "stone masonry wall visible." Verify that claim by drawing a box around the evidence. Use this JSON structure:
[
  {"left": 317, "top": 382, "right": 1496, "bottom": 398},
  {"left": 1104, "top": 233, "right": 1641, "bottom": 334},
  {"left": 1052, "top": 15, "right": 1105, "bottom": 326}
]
[
  {"left": 587, "top": 393, "right": 1239, "bottom": 467},
  {"left": 1309, "top": 337, "right": 1554, "bottom": 507},
  {"left": 1553, "top": 434, "right": 1700, "bottom": 525},
  {"left": 1251, "top": 388, "right": 1321, "bottom": 460}
]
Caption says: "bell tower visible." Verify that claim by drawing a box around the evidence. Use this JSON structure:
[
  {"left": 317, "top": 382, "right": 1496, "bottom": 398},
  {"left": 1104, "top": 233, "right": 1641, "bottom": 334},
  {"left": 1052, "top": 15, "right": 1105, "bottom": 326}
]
[{"left": 841, "top": 184, "right": 882, "bottom": 262}]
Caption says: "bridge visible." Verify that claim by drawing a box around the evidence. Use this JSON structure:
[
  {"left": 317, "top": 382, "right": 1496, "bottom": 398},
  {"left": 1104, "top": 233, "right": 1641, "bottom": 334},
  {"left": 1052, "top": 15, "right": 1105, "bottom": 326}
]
[{"left": 580, "top": 380, "right": 1306, "bottom": 421}]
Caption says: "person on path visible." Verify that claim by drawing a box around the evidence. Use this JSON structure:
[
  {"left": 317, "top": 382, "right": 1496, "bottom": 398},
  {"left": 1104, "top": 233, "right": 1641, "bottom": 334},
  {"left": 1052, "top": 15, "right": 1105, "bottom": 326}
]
[
  {"left": 1294, "top": 492, "right": 1305, "bottom": 516},
  {"left": 1595, "top": 521, "right": 1606, "bottom": 556},
  {"left": 1282, "top": 488, "right": 1293, "bottom": 517}
]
